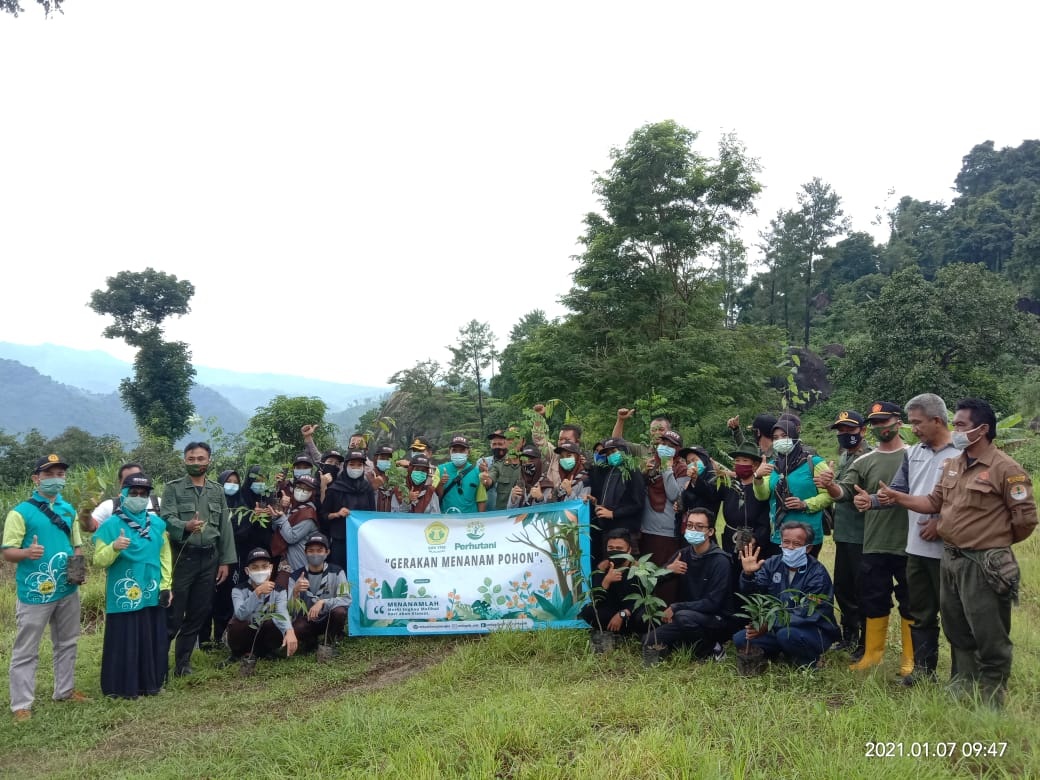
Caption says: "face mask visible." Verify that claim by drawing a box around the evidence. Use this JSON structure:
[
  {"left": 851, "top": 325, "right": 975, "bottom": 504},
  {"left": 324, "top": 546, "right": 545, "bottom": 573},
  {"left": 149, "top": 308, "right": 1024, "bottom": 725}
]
[
  {"left": 250, "top": 482, "right": 266, "bottom": 495},
  {"left": 836, "top": 432, "right": 861, "bottom": 450},
  {"left": 492, "top": 447, "right": 507, "bottom": 459},
  {"left": 781, "top": 545, "right": 808, "bottom": 569},
  {"left": 186, "top": 463, "right": 208, "bottom": 477},
  {"left": 608, "top": 552, "right": 629, "bottom": 567},
  {"left": 293, "top": 468, "right": 310, "bottom": 479},
  {"left": 450, "top": 453, "right": 469, "bottom": 468},
  {"left": 248, "top": 569, "right": 272, "bottom": 585},
  {"left": 952, "top": 425, "right": 984, "bottom": 450},
  {"left": 522, "top": 462, "right": 538, "bottom": 476},
  {"left": 376, "top": 459, "right": 392, "bottom": 473},
  {"left": 37, "top": 477, "right": 66, "bottom": 496},
  {"left": 409, "top": 450, "right": 421, "bottom": 459},
  {"left": 872, "top": 423, "right": 900, "bottom": 443},
  {"left": 733, "top": 464, "right": 755, "bottom": 480},
  {"left": 123, "top": 496, "right": 150, "bottom": 514},
  {"left": 223, "top": 482, "right": 240, "bottom": 496},
  {"left": 346, "top": 466, "right": 365, "bottom": 479},
  {"left": 594, "top": 453, "right": 606, "bottom": 465},
  {"left": 773, "top": 438, "right": 796, "bottom": 456},
  {"left": 306, "top": 553, "right": 327, "bottom": 568},
  {"left": 694, "top": 460, "right": 706, "bottom": 475},
  {"left": 656, "top": 445, "right": 676, "bottom": 459},
  {"left": 559, "top": 456, "right": 576, "bottom": 471},
  {"left": 411, "top": 470, "right": 427, "bottom": 485},
  {"left": 321, "top": 463, "right": 340, "bottom": 476},
  {"left": 684, "top": 529, "right": 707, "bottom": 546},
  {"left": 607, "top": 452, "right": 624, "bottom": 467},
  {"left": 293, "top": 489, "right": 313, "bottom": 503}
]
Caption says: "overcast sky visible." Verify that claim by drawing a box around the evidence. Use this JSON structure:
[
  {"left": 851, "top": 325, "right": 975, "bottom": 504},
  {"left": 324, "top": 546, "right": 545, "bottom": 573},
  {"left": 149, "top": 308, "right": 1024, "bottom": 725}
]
[{"left": 2, "top": 1, "right": 1036, "bottom": 388}]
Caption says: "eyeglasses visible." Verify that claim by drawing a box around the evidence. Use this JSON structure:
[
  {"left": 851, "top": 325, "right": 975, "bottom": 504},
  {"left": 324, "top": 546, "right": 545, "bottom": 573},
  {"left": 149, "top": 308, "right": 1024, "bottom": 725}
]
[{"left": 686, "top": 525, "right": 711, "bottom": 532}]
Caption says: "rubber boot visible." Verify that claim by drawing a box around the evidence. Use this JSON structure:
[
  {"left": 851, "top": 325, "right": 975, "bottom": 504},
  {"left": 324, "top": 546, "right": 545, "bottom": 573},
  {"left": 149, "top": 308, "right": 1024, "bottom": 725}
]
[
  {"left": 849, "top": 615, "right": 888, "bottom": 671},
  {"left": 898, "top": 618, "right": 914, "bottom": 677},
  {"left": 900, "top": 626, "right": 939, "bottom": 687}
]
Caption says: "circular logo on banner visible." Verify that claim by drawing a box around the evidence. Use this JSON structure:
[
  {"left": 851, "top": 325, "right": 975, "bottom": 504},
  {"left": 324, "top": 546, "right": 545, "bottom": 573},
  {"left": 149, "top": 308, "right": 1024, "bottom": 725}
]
[{"left": 424, "top": 521, "right": 449, "bottom": 546}]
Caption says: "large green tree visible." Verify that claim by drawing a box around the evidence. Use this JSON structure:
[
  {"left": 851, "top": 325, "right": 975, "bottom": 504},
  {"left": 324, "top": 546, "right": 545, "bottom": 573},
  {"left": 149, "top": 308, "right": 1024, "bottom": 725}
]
[
  {"left": 89, "top": 269, "right": 198, "bottom": 442},
  {"left": 1, "top": 0, "right": 62, "bottom": 16},
  {"left": 244, "top": 396, "right": 335, "bottom": 467},
  {"left": 446, "top": 320, "right": 496, "bottom": 436}
]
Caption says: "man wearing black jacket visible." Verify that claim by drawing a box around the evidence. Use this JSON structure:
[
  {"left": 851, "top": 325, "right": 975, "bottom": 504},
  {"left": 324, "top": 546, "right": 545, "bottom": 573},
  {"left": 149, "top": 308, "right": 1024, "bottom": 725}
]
[
  {"left": 578, "top": 529, "right": 643, "bottom": 635},
  {"left": 589, "top": 439, "right": 645, "bottom": 567},
  {"left": 648, "top": 508, "right": 736, "bottom": 658}
]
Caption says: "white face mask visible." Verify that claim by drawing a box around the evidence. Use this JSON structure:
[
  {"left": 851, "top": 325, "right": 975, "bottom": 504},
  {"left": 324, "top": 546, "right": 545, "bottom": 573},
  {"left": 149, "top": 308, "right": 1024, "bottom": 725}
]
[
  {"left": 951, "top": 425, "right": 984, "bottom": 450},
  {"left": 346, "top": 466, "right": 365, "bottom": 479},
  {"left": 293, "top": 488, "right": 312, "bottom": 503},
  {"left": 248, "top": 569, "right": 272, "bottom": 585},
  {"left": 773, "top": 438, "right": 796, "bottom": 455}
]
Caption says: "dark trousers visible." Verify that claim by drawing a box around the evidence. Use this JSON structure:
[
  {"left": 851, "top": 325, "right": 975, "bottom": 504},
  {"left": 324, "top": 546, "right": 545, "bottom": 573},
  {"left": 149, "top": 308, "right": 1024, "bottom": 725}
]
[
  {"left": 858, "top": 552, "right": 910, "bottom": 619},
  {"left": 330, "top": 538, "right": 347, "bottom": 572},
  {"left": 833, "top": 541, "right": 863, "bottom": 634},
  {"left": 204, "top": 570, "right": 237, "bottom": 645},
  {"left": 227, "top": 617, "right": 284, "bottom": 658},
  {"left": 941, "top": 548, "right": 1012, "bottom": 702},
  {"left": 906, "top": 554, "right": 941, "bottom": 632},
  {"left": 168, "top": 546, "right": 219, "bottom": 665},
  {"left": 292, "top": 607, "right": 347, "bottom": 651},
  {"left": 578, "top": 604, "right": 644, "bottom": 635},
  {"left": 640, "top": 532, "right": 681, "bottom": 605},
  {"left": 733, "top": 625, "right": 830, "bottom": 666}
]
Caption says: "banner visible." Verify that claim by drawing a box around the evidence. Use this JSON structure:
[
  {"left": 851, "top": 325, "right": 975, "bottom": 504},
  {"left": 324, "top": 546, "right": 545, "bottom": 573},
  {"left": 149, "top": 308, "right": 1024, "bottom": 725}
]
[{"left": 347, "top": 500, "right": 591, "bottom": 636}]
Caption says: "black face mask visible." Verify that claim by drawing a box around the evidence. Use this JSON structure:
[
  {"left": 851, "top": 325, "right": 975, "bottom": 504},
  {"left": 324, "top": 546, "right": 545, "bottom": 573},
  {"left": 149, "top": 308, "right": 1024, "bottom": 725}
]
[
  {"left": 522, "top": 463, "right": 538, "bottom": 476},
  {"left": 492, "top": 447, "right": 507, "bottom": 459},
  {"left": 837, "top": 432, "right": 861, "bottom": 450},
  {"left": 320, "top": 463, "right": 340, "bottom": 476}
]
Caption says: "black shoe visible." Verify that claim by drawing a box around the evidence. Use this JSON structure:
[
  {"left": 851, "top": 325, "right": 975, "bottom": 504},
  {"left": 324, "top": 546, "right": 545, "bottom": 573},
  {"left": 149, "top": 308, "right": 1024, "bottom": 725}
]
[{"left": 174, "top": 662, "right": 193, "bottom": 677}]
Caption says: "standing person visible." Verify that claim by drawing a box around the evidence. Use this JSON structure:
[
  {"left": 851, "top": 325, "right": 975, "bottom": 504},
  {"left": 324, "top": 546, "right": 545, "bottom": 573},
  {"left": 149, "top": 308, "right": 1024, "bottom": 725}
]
[
  {"left": 437, "top": 435, "right": 487, "bottom": 514},
  {"left": 94, "top": 474, "right": 172, "bottom": 698},
  {"left": 589, "top": 439, "right": 646, "bottom": 566},
  {"left": 507, "top": 445, "right": 550, "bottom": 508},
  {"left": 752, "top": 421, "right": 832, "bottom": 558},
  {"left": 880, "top": 398, "right": 1037, "bottom": 708},
  {"left": 679, "top": 445, "right": 722, "bottom": 534},
  {"left": 547, "top": 442, "right": 592, "bottom": 503},
  {"left": 820, "top": 410, "right": 872, "bottom": 659},
  {"left": 820, "top": 402, "right": 911, "bottom": 674},
  {"left": 611, "top": 408, "right": 672, "bottom": 458},
  {"left": 391, "top": 454, "right": 441, "bottom": 513},
  {"left": 865, "top": 394, "right": 958, "bottom": 685},
  {"left": 89, "top": 462, "right": 155, "bottom": 532},
  {"left": 202, "top": 468, "right": 246, "bottom": 649},
  {"left": 639, "top": 430, "right": 689, "bottom": 603},
  {"left": 531, "top": 404, "right": 585, "bottom": 489},
  {"left": 727, "top": 413, "right": 778, "bottom": 458},
  {"left": 371, "top": 446, "right": 398, "bottom": 512},
  {"left": 481, "top": 430, "right": 520, "bottom": 510},
  {"left": 161, "top": 442, "right": 237, "bottom": 677},
  {"left": 3, "top": 454, "right": 88, "bottom": 721},
  {"left": 321, "top": 449, "right": 375, "bottom": 569}
]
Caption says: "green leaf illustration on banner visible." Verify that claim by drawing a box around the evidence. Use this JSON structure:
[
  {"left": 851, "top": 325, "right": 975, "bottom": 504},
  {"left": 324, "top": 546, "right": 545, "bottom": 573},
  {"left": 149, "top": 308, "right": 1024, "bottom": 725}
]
[{"left": 381, "top": 578, "right": 409, "bottom": 599}]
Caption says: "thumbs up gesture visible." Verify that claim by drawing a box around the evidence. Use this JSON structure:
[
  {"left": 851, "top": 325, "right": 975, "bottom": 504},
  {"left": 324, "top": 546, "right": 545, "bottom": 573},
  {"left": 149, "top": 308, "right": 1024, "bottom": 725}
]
[
  {"left": 114, "top": 528, "right": 130, "bottom": 550},
  {"left": 876, "top": 480, "right": 898, "bottom": 507},
  {"left": 852, "top": 484, "right": 873, "bottom": 512},
  {"left": 26, "top": 535, "right": 44, "bottom": 560},
  {"left": 813, "top": 462, "right": 836, "bottom": 489}
]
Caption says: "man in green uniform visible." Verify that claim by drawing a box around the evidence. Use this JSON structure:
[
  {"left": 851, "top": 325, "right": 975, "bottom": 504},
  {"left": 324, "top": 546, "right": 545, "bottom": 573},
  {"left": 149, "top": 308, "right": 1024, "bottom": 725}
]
[
  {"left": 881, "top": 398, "right": 1037, "bottom": 707},
  {"left": 162, "top": 442, "right": 237, "bottom": 676}
]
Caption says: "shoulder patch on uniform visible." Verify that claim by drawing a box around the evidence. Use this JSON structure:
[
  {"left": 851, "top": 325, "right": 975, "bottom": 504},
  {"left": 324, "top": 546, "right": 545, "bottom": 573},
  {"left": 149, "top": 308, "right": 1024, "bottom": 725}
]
[
  {"left": 1010, "top": 484, "right": 1029, "bottom": 501},
  {"left": 1007, "top": 475, "right": 1027, "bottom": 484}
]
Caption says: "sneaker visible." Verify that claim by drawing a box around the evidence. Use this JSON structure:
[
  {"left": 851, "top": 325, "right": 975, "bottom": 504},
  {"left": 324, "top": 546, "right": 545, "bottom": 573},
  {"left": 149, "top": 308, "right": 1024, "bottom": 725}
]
[
  {"left": 712, "top": 642, "right": 726, "bottom": 662},
  {"left": 58, "top": 691, "right": 89, "bottom": 703},
  {"left": 13, "top": 709, "right": 32, "bottom": 722}
]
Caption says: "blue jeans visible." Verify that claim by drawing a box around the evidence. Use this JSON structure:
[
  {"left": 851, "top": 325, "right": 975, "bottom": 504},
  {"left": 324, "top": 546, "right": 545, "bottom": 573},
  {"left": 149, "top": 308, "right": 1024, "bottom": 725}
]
[{"left": 732, "top": 625, "right": 830, "bottom": 666}]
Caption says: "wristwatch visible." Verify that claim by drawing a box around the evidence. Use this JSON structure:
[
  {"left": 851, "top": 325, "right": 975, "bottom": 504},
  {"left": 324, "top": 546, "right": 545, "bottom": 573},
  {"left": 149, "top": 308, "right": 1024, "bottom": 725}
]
[{"left": 619, "top": 610, "right": 629, "bottom": 620}]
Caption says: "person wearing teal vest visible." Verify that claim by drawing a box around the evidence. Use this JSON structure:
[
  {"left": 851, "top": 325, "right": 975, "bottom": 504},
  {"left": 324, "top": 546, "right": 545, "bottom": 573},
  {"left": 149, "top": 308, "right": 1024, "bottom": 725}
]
[
  {"left": 2, "top": 454, "right": 88, "bottom": 722},
  {"left": 752, "top": 420, "right": 833, "bottom": 558},
  {"left": 437, "top": 435, "right": 487, "bottom": 514},
  {"left": 95, "top": 473, "right": 173, "bottom": 699}
]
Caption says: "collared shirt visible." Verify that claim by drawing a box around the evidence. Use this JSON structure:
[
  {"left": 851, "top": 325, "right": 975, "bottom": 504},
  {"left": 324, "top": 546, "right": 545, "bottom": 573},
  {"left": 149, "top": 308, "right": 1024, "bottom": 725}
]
[
  {"left": 925, "top": 443, "right": 1038, "bottom": 550},
  {"left": 160, "top": 477, "right": 237, "bottom": 565},
  {"left": 882, "top": 440, "right": 959, "bottom": 558}
]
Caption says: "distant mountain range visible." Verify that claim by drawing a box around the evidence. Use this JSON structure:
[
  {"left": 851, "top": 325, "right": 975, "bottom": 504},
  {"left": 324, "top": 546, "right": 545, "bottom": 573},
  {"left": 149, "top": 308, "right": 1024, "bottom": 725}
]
[{"left": 0, "top": 342, "right": 388, "bottom": 444}]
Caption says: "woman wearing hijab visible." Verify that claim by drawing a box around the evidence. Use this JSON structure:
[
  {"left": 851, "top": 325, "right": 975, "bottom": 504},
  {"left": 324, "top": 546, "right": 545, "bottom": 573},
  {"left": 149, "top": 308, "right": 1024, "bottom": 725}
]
[
  {"left": 94, "top": 474, "right": 172, "bottom": 698},
  {"left": 321, "top": 449, "right": 376, "bottom": 569},
  {"left": 271, "top": 475, "right": 321, "bottom": 580},
  {"left": 751, "top": 420, "right": 832, "bottom": 558}
]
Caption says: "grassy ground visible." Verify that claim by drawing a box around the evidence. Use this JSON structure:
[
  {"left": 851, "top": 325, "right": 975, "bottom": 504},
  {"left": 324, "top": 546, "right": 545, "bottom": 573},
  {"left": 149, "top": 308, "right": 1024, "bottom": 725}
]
[{"left": 1, "top": 532, "right": 1037, "bottom": 779}]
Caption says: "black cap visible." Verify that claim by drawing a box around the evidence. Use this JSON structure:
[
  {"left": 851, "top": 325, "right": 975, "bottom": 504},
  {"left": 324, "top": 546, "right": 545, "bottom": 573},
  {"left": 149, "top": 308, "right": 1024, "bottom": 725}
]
[
  {"left": 292, "top": 453, "right": 314, "bottom": 467},
  {"left": 293, "top": 475, "right": 319, "bottom": 490},
  {"left": 121, "top": 473, "right": 153, "bottom": 491},
  {"left": 374, "top": 445, "right": 394, "bottom": 458},
  {"left": 554, "top": 441, "right": 581, "bottom": 456},
  {"left": 601, "top": 438, "right": 629, "bottom": 453},
  {"left": 829, "top": 410, "right": 865, "bottom": 429},
  {"left": 448, "top": 435, "right": 471, "bottom": 450},
  {"left": 866, "top": 401, "right": 903, "bottom": 421},
  {"left": 322, "top": 450, "right": 345, "bottom": 464},
  {"left": 246, "top": 548, "right": 272, "bottom": 565},
  {"left": 34, "top": 454, "right": 69, "bottom": 474},
  {"left": 345, "top": 449, "right": 367, "bottom": 464},
  {"left": 409, "top": 453, "right": 431, "bottom": 468},
  {"left": 659, "top": 430, "right": 683, "bottom": 449},
  {"left": 519, "top": 444, "right": 541, "bottom": 459},
  {"left": 487, "top": 430, "right": 509, "bottom": 441},
  {"left": 750, "top": 414, "right": 778, "bottom": 437},
  {"left": 304, "top": 533, "right": 330, "bottom": 549}
]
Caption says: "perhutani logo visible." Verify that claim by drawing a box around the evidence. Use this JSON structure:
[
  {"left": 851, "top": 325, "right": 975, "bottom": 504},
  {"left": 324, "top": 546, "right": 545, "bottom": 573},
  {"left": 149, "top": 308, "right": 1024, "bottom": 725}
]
[
  {"left": 424, "top": 521, "right": 449, "bottom": 546},
  {"left": 466, "top": 520, "right": 485, "bottom": 540}
]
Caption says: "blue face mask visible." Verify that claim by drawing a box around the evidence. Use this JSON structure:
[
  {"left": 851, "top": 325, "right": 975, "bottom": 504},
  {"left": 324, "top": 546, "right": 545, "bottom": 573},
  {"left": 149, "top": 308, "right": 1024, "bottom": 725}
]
[
  {"left": 223, "top": 482, "right": 240, "bottom": 496},
  {"left": 450, "top": 452, "right": 469, "bottom": 468},
  {"left": 411, "top": 470, "right": 428, "bottom": 485},
  {"left": 781, "top": 545, "right": 808, "bottom": 569},
  {"left": 656, "top": 445, "right": 676, "bottom": 459},
  {"left": 594, "top": 453, "right": 606, "bottom": 465},
  {"left": 694, "top": 460, "right": 705, "bottom": 475},
  {"left": 684, "top": 529, "right": 706, "bottom": 546},
  {"left": 607, "top": 452, "right": 624, "bottom": 467},
  {"left": 293, "top": 468, "right": 310, "bottom": 479},
  {"left": 376, "top": 459, "right": 392, "bottom": 473},
  {"left": 250, "top": 482, "right": 266, "bottom": 495}
]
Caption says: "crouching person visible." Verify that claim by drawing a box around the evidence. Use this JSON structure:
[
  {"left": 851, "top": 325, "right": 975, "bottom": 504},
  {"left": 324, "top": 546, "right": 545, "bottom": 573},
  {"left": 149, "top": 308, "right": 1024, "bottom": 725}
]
[
  {"left": 650, "top": 508, "right": 737, "bottom": 660},
  {"left": 288, "top": 534, "right": 351, "bottom": 652},
  {"left": 733, "top": 522, "right": 840, "bottom": 669},
  {"left": 579, "top": 529, "right": 643, "bottom": 636},
  {"left": 227, "top": 548, "right": 298, "bottom": 663}
]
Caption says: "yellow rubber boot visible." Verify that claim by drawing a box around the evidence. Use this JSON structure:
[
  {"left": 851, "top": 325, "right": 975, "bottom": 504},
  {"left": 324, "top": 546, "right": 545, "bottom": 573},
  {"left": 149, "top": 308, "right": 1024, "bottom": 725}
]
[
  {"left": 849, "top": 615, "right": 889, "bottom": 671},
  {"left": 899, "top": 618, "right": 915, "bottom": 677}
]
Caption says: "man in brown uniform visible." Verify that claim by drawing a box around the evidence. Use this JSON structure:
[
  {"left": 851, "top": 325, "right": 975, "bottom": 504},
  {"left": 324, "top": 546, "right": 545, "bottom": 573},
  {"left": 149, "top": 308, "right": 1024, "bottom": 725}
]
[{"left": 880, "top": 398, "right": 1037, "bottom": 707}]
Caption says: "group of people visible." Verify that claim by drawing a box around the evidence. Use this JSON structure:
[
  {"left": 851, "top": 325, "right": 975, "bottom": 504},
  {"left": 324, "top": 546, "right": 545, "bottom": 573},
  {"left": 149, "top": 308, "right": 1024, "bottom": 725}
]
[{"left": 3, "top": 394, "right": 1035, "bottom": 720}]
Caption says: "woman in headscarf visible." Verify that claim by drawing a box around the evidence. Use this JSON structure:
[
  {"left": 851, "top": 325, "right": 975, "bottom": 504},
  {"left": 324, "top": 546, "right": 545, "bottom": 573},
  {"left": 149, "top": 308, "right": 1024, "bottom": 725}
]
[
  {"left": 751, "top": 419, "right": 832, "bottom": 558},
  {"left": 94, "top": 473, "right": 171, "bottom": 698},
  {"left": 321, "top": 449, "right": 376, "bottom": 569},
  {"left": 271, "top": 475, "right": 321, "bottom": 583},
  {"left": 507, "top": 445, "right": 551, "bottom": 508}
]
